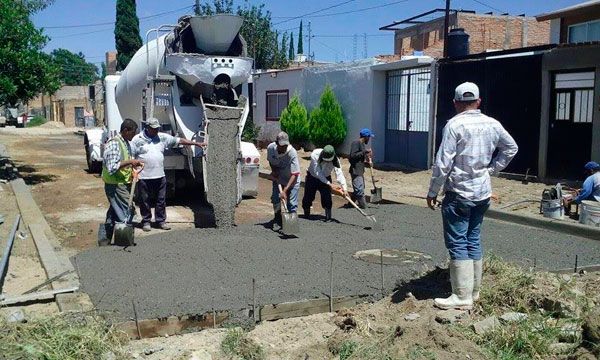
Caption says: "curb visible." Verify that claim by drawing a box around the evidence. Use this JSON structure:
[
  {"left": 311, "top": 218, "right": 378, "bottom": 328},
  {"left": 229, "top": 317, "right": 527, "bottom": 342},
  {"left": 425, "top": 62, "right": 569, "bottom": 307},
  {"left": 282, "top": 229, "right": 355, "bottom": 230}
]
[{"left": 259, "top": 170, "right": 600, "bottom": 241}]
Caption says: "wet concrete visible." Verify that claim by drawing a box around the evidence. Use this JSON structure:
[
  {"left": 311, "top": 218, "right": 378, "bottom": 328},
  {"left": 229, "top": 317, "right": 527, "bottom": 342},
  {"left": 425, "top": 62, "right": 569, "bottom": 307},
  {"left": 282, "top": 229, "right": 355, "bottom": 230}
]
[
  {"left": 204, "top": 105, "right": 243, "bottom": 227},
  {"left": 75, "top": 204, "right": 600, "bottom": 321}
]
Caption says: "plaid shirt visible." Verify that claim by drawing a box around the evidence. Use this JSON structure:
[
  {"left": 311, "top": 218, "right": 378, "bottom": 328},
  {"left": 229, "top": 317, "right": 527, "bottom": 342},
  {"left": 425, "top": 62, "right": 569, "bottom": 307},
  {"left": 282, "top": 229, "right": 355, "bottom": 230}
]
[
  {"left": 428, "top": 110, "right": 518, "bottom": 201},
  {"left": 102, "top": 134, "right": 133, "bottom": 175}
]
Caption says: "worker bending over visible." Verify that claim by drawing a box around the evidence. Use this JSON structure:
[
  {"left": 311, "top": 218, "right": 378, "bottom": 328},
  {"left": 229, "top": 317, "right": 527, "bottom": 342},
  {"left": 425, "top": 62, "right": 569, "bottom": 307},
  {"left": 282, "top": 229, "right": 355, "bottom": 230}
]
[
  {"left": 349, "top": 128, "right": 374, "bottom": 209},
  {"left": 302, "top": 145, "right": 348, "bottom": 221},
  {"left": 99, "top": 119, "right": 143, "bottom": 246},
  {"left": 427, "top": 82, "right": 518, "bottom": 310},
  {"left": 566, "top": 161, "right": 600, "bottom": 206},
  {"left": 131, "top": 117, "right": 205, "bottom": 232},
  {"left": 267, "top": 132, "right": 301, "bottom": 228}
]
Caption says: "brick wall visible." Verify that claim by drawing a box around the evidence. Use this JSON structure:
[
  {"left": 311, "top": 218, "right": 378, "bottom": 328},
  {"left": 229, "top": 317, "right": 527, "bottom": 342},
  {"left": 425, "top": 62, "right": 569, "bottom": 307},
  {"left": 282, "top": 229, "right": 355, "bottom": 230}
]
[
  {"left": 393, "top": 13, "right": 550, "bottom": 58},
  {"left": 106, "top": 51, "right": 117, "bottom": 75}
]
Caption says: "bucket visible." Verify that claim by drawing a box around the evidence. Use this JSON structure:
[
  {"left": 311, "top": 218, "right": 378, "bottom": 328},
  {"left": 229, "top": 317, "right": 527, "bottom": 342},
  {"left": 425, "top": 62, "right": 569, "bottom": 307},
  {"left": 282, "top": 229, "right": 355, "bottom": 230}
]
[
  {"left": 580, "top": 200, "right": 600, "bottom": 227},
  {"left": 541, "top": 199, "right": 563, "bottom": 219}
]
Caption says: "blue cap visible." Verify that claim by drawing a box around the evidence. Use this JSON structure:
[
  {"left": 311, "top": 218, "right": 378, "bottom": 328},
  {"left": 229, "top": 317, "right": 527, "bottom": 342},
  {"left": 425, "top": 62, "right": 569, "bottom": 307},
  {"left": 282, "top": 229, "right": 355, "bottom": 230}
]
[
  {"left": 584, "top": 161, "right": 600, "bottom": 171},
  {"left": 359, "top": 128, "right": 374, "bottom": 138}
]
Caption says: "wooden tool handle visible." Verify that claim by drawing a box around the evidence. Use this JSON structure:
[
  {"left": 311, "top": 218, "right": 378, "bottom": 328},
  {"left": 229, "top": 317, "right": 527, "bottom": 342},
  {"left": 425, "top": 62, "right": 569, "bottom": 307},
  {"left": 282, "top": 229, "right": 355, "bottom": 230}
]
[
  {"left": 343, "top": 195, "right": 369, "bottom": 217},
  {"left": 277, "top": 184, "right": 289, "bottom": 212}
]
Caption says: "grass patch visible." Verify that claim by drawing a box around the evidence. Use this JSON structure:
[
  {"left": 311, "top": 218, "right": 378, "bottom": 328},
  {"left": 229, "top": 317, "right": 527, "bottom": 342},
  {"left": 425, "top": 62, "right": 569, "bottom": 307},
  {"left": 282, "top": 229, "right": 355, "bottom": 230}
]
[
  {"left": 221, "top": 327, "right": 264, "bottom": 360},
  {"left": 26, "top": 115, "right": 47, "bottom": 127},
  {"left": 338, "top": 340, "right": 358, "bottom": 360},
  {"left": 0, "top": 313, "right": 127, "bottom": 359},
  {"left": 407, "top": 345, "right": 436, "bottom": 360}
]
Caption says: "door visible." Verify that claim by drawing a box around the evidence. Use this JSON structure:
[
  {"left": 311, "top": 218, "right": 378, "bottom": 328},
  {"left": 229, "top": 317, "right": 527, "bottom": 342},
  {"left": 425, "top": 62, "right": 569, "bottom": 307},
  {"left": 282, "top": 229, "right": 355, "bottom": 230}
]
[
  {"left": 74, "top": 106, "right": 85, "bottom": 127},
  {"left": 547, "top": 71, "right": 595, "bottom": 179},
  {"left": 385, "top": 67, "right": 431, "bottom": 169}
]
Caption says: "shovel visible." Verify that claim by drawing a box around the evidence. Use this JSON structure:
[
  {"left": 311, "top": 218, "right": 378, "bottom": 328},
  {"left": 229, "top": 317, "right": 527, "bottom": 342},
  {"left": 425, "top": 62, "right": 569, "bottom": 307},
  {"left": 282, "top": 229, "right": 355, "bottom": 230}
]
[
  {"left": 343, "top": 194, "right": 382, "bottom": 230},
  {"left": 368, "top": 164, "right": 382, "bottom": 203},
  {"left": 114, "top": 167, "right": 142, "bottom": 246},
  {"left": 278, "top": 184, "right": 299, "bottom": 236}
]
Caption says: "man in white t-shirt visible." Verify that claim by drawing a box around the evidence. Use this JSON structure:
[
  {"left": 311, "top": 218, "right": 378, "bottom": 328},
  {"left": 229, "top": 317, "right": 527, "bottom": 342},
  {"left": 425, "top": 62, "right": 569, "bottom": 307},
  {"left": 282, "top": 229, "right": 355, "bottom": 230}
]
[{"left": 131, "top": 118, "right": 205, "bottom": 231}]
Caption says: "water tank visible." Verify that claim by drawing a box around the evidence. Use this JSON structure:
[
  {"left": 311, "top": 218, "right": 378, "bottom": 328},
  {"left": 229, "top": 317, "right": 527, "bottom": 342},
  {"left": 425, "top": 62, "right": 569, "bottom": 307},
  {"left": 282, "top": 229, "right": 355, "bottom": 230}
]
[{"left": 447, "top": 28, "right": 469, "bottom": 58}]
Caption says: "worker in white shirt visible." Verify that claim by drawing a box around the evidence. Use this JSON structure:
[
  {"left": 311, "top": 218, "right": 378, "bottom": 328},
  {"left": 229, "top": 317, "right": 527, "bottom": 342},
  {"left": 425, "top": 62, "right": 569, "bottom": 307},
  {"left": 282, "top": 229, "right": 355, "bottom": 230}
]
[
  {"left": 427, "top": 82, "right": 518, "bottom": 311},
  {"left": 302, "top": 145, "right": 348, "bottom": 221},
  {"left": 131, "top": 118, "right": 205, "bottom": 232}
]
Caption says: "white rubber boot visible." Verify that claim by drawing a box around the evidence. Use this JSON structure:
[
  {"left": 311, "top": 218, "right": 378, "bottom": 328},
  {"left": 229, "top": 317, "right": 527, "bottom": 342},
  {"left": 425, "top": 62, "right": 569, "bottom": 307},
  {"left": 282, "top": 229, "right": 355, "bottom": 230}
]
[
  {"left": 434, "top": 260, "right": 474, "bottom": 310},
  {"left": 472, "top": 259, "right": 483, "bottom": 301}
]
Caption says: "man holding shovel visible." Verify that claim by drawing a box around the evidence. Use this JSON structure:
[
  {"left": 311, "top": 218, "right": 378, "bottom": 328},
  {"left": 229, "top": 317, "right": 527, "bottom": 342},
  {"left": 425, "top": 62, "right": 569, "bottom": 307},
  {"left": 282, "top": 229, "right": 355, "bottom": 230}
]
[
  {"left": 99, "top": 119, "right": 143, "bottom": 246},
  {"left": 427, "top": 82, "right": 518, "bottom": 310},
  {"left": 302, "top": 145, "right": 348, "bottom": 221},
  {"left": 267, "top": 132, "right": 301, "bottom": 229},
  {"left": 349, "top": 128, "right": 374, "bottom": 209}
]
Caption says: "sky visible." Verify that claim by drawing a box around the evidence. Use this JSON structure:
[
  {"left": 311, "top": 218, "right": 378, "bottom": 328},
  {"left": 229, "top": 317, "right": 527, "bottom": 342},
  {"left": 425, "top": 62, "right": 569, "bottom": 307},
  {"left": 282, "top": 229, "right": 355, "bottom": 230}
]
[{"left": 32, "top": 0, "right": 583, "bottom": 67}]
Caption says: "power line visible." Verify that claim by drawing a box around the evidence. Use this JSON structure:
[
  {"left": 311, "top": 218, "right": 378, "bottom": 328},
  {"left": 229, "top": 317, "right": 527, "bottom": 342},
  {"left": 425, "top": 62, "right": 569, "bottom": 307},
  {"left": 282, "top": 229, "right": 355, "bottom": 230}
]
[
  {"left": 43, "top": 4, "right": 193, "bottom": 29},
  {"left": 470, "top": 0, "right": 505, "bottom": 13},
  {"left": 50, "top": 27, "right": 113, "bottom": 39},
  {"left": 273, "top": 0, "right": 356, "bottom": 26},
  {"left": 306, "top": 0, "right": 409, "bottom": 19}
]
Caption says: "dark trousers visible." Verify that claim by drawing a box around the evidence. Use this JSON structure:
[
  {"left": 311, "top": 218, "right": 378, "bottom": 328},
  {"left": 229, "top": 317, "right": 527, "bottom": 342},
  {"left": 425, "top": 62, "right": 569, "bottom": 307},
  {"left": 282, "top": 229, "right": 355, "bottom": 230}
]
[
  {"left": 138, "top": 177, "right": 167, "bottom": 225},
  {"left": 302, "top": 172, "right": 332, "bottom": 211}
]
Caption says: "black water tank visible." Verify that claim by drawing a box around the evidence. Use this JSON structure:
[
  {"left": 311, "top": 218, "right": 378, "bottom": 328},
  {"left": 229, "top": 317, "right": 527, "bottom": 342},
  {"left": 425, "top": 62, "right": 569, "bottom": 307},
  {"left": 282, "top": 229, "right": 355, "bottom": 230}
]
[{"left": 447, "top": 28, "right": 469, "bottom": 58}]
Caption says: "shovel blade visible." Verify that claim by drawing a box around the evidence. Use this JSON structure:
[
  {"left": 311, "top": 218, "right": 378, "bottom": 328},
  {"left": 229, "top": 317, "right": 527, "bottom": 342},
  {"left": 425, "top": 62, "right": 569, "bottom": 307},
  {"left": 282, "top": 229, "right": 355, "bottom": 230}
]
[
  {"left": 370, "top": 188, "right": 383, "bottom": 203},
  {"left": 281, "top": 212, "right": 299, "bottom": 236},
  {"left": 113, "top": 223, "right": 135, "bottom": 246}
]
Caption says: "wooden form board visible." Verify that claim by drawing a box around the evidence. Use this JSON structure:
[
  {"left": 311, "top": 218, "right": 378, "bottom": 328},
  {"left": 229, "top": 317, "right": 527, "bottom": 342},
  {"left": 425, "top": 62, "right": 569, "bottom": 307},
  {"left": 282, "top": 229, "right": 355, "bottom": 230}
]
[
  {"left": 115, "top": 311, "right": 229, "bottom": 339},
  {"left": 259, "top": 295, "right": 367, "bottom": 321}
]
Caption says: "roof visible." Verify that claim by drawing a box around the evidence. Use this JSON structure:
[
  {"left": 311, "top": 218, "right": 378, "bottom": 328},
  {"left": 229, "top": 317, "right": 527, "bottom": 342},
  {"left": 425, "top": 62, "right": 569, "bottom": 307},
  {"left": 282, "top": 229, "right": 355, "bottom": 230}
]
[
  {"left": 380, "top": 8, "right": 474, "bottom": 31},
  {"left": 536, "top": 0, "right": 600, "bottom": 21}
]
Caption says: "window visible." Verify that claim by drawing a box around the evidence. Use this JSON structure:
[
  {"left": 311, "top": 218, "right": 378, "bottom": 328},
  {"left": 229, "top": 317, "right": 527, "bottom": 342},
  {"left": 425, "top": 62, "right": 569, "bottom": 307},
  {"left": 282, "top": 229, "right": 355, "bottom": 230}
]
[
  {"left": 568, "top": 20, "right": 600, "bottom": 43},
  {"left": 553, "top": 71, "right": 595, "bottom": 124},
  {"left": 266, "top": 90, "right": 289, "bottom": 121}
]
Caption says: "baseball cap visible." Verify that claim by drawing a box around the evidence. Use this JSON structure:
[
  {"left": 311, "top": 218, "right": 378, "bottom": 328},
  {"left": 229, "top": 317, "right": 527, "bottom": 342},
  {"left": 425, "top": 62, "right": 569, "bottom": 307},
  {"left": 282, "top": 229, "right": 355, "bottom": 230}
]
[
  {"left": 359, "top": 128, "right": 374, "bottom": 138},
  {"left": 454, "top": 82, "right": 480, "bottom": 102},
  {"left": 584, "top": 161, "right": 600, "bottom": 171},
  {"left": 322, "top": 145, "right": 336, "bottom": 161},
  {"left": 146, "top": 118, "right": 161, "bottom": 129},
  {"left": 276, "top": 131, "right": 290, "bottom": 146}
]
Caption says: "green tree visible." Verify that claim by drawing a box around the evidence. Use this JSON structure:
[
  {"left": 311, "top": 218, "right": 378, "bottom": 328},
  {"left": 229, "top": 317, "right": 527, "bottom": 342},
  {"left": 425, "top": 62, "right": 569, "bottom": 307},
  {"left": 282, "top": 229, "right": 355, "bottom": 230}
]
[
  {"left": 195, "top": 0, "right": 233, "bottom": 15},
  {"left": 114, "top": 0, "right": 142, "bottom": 71},
  {"left": 278, "top": 32, "right": 288, "bottom": 68},
  {"left": 288, "top": 33, "right": 295, "bottom": 61},
  {"left": 309, "top": 85, "right": 347, "bottom": 148},
  {"left": 280, "top": 94, "right": 309, "bottom": 146},
  {"left": 51, "top": 49, "right": 98, "bottom": 86},
  {"left": 0, "top": 0, "right": 59, "bottom": 106},
  {"left": 101, "top": 63, "right": 107, "bottom": 79},
  {"left": 297, "top": 20, "right": 303, "bottom": 54}
]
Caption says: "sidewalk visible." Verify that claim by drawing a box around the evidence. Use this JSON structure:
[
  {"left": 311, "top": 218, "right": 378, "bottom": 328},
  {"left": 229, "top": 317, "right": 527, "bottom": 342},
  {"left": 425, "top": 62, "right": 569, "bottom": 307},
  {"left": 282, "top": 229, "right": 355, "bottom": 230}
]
[{"left": 259, "top": 149, "right": 600, "bottom": 240}]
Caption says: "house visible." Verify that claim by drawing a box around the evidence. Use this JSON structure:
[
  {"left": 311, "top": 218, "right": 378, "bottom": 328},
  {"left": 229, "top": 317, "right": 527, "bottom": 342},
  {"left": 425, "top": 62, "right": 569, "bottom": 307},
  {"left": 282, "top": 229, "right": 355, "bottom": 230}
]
[
  {"left": 536, "top": 0, "right": 600, "bottom": 43},
  {"left": 28, "top": 83, "right": 102, "bottom": 127},
  {"left": 535, "top": 1, "right": 600, "bottom": 180},
  {"left": 253, "top": 56, "right": 436, "bottom": 169},
  {"left": 380, "top": 9, "right": 550, "bottom": 58}
]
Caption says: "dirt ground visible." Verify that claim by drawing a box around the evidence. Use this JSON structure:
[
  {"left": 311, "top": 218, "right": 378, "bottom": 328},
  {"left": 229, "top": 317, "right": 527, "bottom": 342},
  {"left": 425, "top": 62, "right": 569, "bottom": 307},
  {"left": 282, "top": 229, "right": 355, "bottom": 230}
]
[{"left": 259, "top": 148, "right": 581, "bottom": 223}]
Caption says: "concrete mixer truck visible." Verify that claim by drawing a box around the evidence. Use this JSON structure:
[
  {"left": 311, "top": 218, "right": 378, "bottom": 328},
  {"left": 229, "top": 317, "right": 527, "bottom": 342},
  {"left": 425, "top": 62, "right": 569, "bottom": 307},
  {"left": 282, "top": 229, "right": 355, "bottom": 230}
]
[{"left": 84, "top": 14, "right": 260, "bottom": 224}]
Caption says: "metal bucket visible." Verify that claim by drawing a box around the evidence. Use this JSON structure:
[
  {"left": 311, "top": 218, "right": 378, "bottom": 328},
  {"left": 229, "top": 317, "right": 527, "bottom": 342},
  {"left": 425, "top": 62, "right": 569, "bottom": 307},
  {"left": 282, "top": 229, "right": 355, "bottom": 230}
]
[
  {"left": 541, "top": 199, "right": 563, "bottom": 219},
  {"left": 580, "top": 200, "right": 600, "bottom": 227}
]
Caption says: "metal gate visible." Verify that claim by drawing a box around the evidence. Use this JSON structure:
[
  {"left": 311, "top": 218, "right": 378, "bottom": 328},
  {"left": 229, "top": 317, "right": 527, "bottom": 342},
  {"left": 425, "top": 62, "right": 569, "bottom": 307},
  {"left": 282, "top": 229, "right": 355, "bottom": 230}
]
[
  {"left": 547, "top": 71, "right": 595, "bottom": 179},
  {"left": 385, "top": 67, "right": 431, "bottom": 169}
]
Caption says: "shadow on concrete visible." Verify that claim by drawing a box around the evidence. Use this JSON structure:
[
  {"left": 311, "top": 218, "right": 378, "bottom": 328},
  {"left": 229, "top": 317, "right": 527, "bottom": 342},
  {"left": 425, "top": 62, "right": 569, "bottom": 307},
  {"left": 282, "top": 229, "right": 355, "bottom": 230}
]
[{"left": 391, "top": 267, "right": 451, "bottom": 303}]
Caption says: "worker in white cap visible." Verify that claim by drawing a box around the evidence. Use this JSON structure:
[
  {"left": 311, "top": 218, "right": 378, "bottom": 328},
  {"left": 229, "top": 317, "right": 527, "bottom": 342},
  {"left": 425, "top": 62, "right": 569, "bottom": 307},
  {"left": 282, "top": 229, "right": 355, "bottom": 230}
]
[
  {"left": 427, "top": 82, "right": 518, "bottom": 310},
  {"left": 131, "top": 118, "right": 205, "bottom": 232},
  {"left": 302, "top": 145, "right": 348, "bottom": 221},
  {"left": 267, "top": 131, "right": 301, "bottom": 228}
]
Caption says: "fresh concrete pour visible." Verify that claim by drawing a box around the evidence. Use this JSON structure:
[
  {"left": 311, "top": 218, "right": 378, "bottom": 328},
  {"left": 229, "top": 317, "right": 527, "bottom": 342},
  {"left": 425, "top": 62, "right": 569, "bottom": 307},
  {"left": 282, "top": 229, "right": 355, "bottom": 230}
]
[
  {"left": 204, "top": 100, "right": 244, "bottom": 228},
  {"left": 75, "top": 203, "right": 600, "bottom": 321}
]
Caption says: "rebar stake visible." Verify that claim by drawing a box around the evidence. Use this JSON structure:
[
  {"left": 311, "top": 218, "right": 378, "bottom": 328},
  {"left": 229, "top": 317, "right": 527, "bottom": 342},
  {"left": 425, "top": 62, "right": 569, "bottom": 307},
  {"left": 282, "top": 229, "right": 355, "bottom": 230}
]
[
  {"left": 252, "top": 278, "right": 256, "bottom": 322},
  {"left": 380, "top": 250, "right": 385, "bottom": 296},
  {"left": 329, "top": 252, "right": 333, "bottom": 313},
  {"left": 132, "top": 299, "right": 142, "bottom": 339}
]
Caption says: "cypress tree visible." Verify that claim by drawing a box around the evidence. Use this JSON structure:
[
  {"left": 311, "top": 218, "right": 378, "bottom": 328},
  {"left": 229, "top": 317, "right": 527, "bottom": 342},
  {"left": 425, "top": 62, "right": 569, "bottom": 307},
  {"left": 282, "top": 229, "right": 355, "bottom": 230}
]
[
  {"left": 114, "top": 0, "right": 142, "bottom": 71},
  {"left": 289, "top": 33, "right": 295, "bottom": 61},
  {"left": 297, "top": 20, "right": 303, "bottom": 54},
  {"left": 309, "top": 85, "right": 347, "bottom": 148}
]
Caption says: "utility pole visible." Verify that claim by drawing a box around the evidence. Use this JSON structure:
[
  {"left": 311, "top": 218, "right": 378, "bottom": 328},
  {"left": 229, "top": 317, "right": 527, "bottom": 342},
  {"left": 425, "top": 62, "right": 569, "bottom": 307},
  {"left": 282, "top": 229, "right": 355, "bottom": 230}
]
[
  {"left": 443, "top": 0, "right": 450, "bottom": 58},
  {"left": 308, "top": 21, "right": 312, "bottom": 63}
]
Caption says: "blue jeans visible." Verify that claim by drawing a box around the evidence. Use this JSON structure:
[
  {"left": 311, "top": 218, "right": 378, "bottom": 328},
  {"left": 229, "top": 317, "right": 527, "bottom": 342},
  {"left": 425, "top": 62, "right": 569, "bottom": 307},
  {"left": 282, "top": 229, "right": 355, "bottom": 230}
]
[
  {"left": 441, "top": 192, "right": 490, "bottom": 260},
  {"left": 103, "top": 183, "right": 131, "bottom": 242},
  {"left": 351, "top": 174, "right": 365, "bottom": 198},
  {"left": 271, "top": 181, "right": 300, "bottom": 213}
]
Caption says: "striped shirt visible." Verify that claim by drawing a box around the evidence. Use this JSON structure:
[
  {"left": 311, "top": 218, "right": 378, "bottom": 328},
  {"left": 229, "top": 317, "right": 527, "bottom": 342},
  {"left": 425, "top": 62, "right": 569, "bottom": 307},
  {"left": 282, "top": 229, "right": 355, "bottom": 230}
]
[
  {"left": 102, "top": 134, "right": 133, "bottom": 175},
  {"left": 428, "top": 110, "right": 518, "bottom": 201}
]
